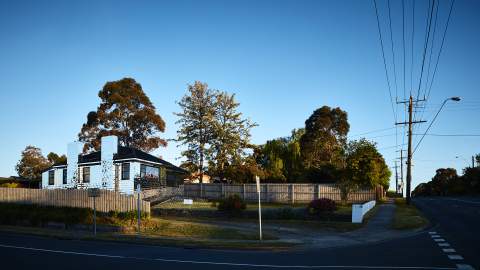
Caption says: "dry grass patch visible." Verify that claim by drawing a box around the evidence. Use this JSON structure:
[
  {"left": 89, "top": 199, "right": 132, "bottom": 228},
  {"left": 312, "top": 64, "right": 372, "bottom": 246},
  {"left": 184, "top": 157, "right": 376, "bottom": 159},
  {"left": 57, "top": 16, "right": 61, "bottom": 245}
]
[{"left": 391, "top": 198, "right": 429, "bottom": 230}]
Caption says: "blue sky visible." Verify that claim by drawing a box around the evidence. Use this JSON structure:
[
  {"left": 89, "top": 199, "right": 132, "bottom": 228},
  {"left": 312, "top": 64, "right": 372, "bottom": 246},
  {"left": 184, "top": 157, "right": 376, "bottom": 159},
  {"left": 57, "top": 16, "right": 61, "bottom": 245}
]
[{"left": 0, "top": 0, "right": 479, "bottom": 190}]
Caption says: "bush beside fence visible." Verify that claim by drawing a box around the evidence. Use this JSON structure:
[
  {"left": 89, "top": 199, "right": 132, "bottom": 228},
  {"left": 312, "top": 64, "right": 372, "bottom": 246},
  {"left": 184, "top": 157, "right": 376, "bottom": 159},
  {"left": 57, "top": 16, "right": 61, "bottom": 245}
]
[
  {"left": 184, "top": 183, "right": 382, "bottom": 203},
  {"left": 0, "top": 187, "right": 150, "bottom": 214}
]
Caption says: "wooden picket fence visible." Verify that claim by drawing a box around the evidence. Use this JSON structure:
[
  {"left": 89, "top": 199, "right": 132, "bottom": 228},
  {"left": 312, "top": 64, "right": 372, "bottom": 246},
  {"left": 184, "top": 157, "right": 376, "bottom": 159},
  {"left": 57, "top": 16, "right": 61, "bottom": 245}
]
[
  {"left": 0, "top": 188, "right": 150, "bottom": 214},
  {"left": 184, "top": 183, "right": 383, "bottom": 203}
]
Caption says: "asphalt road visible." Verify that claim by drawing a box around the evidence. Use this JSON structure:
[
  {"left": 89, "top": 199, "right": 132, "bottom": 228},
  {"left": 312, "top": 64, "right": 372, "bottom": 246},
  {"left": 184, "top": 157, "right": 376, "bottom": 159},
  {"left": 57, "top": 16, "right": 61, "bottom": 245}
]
[
  {"left": 414, "top": 197, "right": 480, "bottom": 269},
  {"left": 0, "top": 228, "right": 464, "bottom": 270},
  {"left": 1, "top": 197, "right": 478, "bottom": 270}
]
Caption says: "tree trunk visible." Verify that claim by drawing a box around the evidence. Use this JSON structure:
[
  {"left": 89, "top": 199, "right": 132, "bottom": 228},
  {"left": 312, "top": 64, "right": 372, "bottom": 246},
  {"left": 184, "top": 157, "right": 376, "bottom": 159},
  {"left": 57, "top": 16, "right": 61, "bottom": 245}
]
[{"left": 199, "top": 144, "right": 204, "bottom": 184}]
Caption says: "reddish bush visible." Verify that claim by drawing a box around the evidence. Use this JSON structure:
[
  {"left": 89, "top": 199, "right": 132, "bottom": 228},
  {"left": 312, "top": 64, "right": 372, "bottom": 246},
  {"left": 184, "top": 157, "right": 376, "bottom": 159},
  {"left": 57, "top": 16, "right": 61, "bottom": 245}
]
[
  {"left": 217, "top": 194, "right": 247, "bottom": 215},
  {"left": 308, "top": 198, "right": 336, "bottom": 214}
]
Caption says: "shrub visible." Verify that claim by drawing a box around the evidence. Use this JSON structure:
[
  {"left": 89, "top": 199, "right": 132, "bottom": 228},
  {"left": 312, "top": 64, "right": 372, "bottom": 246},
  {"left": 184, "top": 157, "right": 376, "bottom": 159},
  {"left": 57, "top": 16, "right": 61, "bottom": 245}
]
[
  {"left": 217, "top": 195, "right": 246, "bottom": 215},
  {"left": 0, "top": 182, "right": 20, "bottom": 188},
  {"left": 308, "top": 198, "right": 336, "bottom": 215},
  {"left": 386, "top": 191, "right": 402, "bottom": 198}
]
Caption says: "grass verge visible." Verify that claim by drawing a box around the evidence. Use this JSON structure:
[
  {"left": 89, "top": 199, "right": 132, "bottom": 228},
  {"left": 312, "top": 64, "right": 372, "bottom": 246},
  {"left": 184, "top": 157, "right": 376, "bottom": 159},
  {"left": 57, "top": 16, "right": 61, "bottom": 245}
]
[
  {"left": 391, "top": 198, "right": 429, "bottom": 230},
  {"left": 0, "top": 225, "right": 294, "bottom": 250}
]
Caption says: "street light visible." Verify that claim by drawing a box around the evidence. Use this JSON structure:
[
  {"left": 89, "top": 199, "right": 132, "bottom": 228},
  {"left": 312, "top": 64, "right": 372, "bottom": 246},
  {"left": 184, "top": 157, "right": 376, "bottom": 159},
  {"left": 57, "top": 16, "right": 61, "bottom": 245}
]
[{"left": 413, "top": 97, "right": 461, "bottom": 154}]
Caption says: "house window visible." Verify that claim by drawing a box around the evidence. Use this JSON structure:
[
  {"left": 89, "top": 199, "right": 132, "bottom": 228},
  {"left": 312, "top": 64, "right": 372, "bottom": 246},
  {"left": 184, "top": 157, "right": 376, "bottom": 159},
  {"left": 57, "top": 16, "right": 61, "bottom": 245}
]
[
  {"left": 121, "top": 163, "right": 130, "bottom": 180},
  {"left": 140, "top": 164, "right": 159, "bottom": 180},
  {"left": 48, "top": 170, "right": 54, "bottom": 185},
  {"left": 83, "top": 167, "right": 90, "bottom": 183},
  {"left": 62, "top": 169, "right": 67, "bottom": 184}
]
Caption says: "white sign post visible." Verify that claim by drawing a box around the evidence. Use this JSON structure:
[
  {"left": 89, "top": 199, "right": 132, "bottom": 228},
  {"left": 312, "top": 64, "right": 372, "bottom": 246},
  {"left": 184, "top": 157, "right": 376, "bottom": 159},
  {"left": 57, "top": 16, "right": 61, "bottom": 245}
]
[{"left": 255, "top": 176, "right": 263, "bottom": 241}]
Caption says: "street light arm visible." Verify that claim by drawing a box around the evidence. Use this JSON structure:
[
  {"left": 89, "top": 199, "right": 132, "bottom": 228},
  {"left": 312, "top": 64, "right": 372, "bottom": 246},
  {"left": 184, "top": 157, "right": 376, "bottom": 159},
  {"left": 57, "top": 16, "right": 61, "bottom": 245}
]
[{"left": 412, "top": 98, "right": 459, "bottom": 155}]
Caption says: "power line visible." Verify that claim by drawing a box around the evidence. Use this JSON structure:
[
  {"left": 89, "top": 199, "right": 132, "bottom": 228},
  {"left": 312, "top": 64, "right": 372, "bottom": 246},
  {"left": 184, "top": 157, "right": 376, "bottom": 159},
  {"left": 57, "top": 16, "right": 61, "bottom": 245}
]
[
  {"left": 415, "top": 0, "right": 435, "bottom": 101},
  {"left": 387, "top": 0, "right": 399, "bottom": 102},
  {"left": 412, "top": 133, "right": 480, "bottom": 137},
  {"left": 378, "top": 143, "right": 407, "bottom": 150},
  {"left": 349, "top": 127, "right": 396, "bottom": 137},
  {"left": 410, "top": 0, "right": 415, "bottom": 96},
  {"left": 425, "top": 0, "right": 456, "bottom": 100},
  {"left": 424, "top": 1, "right": 440, "bottom": 97},
  {"left": 402, "top": 0, "right": 406, "bottom": 101},
  {"left": 373, "top": 0, "right": 397, "bottom": 124}
]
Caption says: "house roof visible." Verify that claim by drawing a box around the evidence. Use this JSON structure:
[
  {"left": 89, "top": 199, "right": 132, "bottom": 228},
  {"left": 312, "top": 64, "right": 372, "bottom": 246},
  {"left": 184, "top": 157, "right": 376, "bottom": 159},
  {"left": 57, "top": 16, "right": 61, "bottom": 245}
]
[{"left": 44, "top": 146, "right": 187, "bottom": 174}]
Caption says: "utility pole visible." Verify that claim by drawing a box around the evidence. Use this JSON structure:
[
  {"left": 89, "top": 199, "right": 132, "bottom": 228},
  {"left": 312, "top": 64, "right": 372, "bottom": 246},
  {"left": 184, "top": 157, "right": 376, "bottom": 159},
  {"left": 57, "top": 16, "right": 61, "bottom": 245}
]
[
  {"left": 396, "top": 95, "right": 426, "bottom": 205},
  {"left": 473, "top": 156, "right": 475, "bottom": 168},
  {"left": 406, "top": 96, "right": 413, "bottom": 204},
  {"left": 394, "top": 161, "right": 399, "bottom": 194},
  {"left": 396, "top": 150, "right": 405, "bottom": 196}
]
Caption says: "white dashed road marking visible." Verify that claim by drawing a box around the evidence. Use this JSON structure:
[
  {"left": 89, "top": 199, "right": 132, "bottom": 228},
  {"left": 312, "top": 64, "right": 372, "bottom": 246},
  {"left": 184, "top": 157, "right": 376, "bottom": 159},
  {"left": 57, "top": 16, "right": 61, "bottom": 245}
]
[
  {"left": 428, "top": 231, "right": 474, "bottom": 269},
  {"left": 0, "top": 243, "right": 458, "bottom": 270},
  {"left": 447, "top": 255, "right": 464, "bottom": 260},
  {"left": 456, "top": 264, "right": 475, "bottom": 270}
]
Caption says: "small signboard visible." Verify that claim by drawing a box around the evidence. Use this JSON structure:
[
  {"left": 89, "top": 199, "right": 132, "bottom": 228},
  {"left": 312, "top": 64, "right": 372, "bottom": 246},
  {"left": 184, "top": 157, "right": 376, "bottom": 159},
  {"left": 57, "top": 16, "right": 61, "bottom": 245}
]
[
  {"left": 255, "top": 176, "right": 260, "bottom": 193},
  {"left": 87, "top": 188, "right": 101, "bottom": 197},
  {"left": 183, "top": 199, "right": 193, "bottom": 205}
]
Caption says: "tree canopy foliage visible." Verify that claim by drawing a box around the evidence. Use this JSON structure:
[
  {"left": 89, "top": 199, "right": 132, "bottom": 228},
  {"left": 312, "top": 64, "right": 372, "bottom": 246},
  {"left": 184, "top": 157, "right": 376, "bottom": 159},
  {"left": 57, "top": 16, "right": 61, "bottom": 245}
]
[
  {"left": 78, "top": 78, "right": 166, "bottom": 153},
  {"left": 412, "top": 160, "right": 480, "bottom": 197},
  {"left": 175, "top": 81, "right": 256, "bottom": 182},
  {"left": 15, "top": 146, "right": 51, "bottom": 180},
  {"left": 248, "top": 106, "right": 390, "bottom": 191},
  {"left": 343, "top": 139, "right": 390, "bottom": 190},
  {"left": 300, "top": 106, "right": 350, "bottom": 180},
  {"left": 47, "top": 152, "right": 67, "bottom": 165}
]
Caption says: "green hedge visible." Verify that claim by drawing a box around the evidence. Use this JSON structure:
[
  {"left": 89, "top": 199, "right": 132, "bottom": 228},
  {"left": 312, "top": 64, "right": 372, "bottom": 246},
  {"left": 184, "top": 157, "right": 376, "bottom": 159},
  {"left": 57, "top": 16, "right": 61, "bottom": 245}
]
[{"left": 0, "top": 203, "right": 148, "bottom": 227}]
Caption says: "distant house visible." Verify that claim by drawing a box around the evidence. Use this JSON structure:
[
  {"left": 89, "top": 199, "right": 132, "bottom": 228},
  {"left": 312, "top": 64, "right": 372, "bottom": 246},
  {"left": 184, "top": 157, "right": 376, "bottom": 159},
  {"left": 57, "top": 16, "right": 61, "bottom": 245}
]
[
  {"left": 41, "top": 136, "right": 187, "bottom": 194},
  {"left": 184, "top": 172, "right": 211, "bottom": 184}
]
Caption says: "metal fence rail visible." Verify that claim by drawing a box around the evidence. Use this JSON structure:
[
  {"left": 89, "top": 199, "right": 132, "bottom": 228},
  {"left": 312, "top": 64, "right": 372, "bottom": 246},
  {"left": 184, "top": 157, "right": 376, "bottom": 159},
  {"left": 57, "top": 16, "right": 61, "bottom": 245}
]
[
  {"left": 0, "top": 187, "right": 150, "bottom": 213},
  {"left": 184, "top": 183, "right": 381, "bottom": 203}
]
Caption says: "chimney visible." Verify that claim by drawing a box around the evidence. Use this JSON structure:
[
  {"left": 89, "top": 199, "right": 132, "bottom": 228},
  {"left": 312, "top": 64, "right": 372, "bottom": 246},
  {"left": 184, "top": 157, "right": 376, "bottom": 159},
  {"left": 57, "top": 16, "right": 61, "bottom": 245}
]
[
  {"left": 101, "top": 135, "right": 118, "bottom": 162},
  {"left": 67, "top": 141, "right": 84, "bottom": 187},
  {"left": 100, "top": 135, "right": 118, "bottom": 189}
]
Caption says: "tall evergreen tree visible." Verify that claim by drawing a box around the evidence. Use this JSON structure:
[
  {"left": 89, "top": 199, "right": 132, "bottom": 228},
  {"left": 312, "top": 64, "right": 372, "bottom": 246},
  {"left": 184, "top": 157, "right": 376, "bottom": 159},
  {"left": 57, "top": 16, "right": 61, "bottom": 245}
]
[
  {"left": 175, "top": 81, "right": 217, "bottom": 182},
  {"left": 210, "top": 92, "right": 256, "bottom": 179},
  {"left": 300, "top": 106, "right": 350, "bottom": 180}
]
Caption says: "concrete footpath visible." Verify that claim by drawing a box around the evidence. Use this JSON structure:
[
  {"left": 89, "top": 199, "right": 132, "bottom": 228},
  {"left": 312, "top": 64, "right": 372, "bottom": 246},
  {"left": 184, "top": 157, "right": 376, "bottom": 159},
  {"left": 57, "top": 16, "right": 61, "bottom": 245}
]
[
  {"left": 193, "top": 199, "right": 425, "bottom": 249},
  {"left": 301, "top": 199, "right": 420, "bottom": 248}
]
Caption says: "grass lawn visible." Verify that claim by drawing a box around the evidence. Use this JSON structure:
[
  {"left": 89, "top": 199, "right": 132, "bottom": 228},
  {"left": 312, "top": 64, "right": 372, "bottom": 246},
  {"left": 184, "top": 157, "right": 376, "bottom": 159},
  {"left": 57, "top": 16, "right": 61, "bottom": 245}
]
[
  {"left": 156, "top": 200, "right": 352, "bottom": 212},
  {"left": 391, "top": 198, "right": 429, "bottom": 230},
  {"left": 156, "top": 200, "right": 307, "bottom": 210},
  {"left": 141, "top": 217, "right": 277, "bottom": 240}
]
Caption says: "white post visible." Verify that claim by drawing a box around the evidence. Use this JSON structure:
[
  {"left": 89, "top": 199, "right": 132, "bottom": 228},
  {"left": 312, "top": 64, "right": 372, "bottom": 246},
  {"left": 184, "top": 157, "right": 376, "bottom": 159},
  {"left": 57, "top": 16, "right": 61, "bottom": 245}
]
[
  {"left": 256, "top": 176, "right": 262, "bottom": 241},
  {"left": 137, "top": 184, "right": 141, "bottom": 235}
]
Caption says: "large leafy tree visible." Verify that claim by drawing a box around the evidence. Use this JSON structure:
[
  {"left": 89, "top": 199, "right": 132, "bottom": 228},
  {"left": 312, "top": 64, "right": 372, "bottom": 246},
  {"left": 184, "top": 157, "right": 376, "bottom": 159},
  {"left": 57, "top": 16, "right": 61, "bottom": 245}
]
[
  {"left": 78, "top": 78, "right": 166, "bottom": 152},
  {"left": 343, "top": 139, "right": 391, "bottom": 189},
  {"left": 431, "top": 168, "right": 458, "bottom": 196},
  {"left": 15, "top": 146, "right": 51, "bottom": 180},
  {"left": 210, "top": 92, "right": 256, "bottom": 179},
  {"left": 300, "top": 106, "right": 350, "bottom": 180},
  {"left": 175, "top": 81, "right": 217, "bottom": 182},
  {"left": 47, "top": 152, "right": 67, "bottom": 165},
  {"left": 255, "top": 129, "right": 304, "bottom": 182}
]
